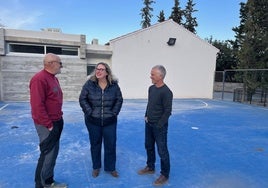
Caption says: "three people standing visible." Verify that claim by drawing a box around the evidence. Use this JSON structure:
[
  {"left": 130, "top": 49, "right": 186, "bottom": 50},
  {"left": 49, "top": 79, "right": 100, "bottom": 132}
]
[{"left": 30, "top": 55, "right": 171, "bottom": 187}]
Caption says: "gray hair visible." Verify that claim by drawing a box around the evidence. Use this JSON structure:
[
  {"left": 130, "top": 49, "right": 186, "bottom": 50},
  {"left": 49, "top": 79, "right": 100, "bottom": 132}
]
[{"left": 152, "top": 65, "right": 166, "bottom": 79}]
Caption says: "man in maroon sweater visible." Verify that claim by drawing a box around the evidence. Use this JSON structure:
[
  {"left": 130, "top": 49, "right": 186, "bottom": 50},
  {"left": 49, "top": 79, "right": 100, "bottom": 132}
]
[{"left": 30, "top": 53, "right": 67, "bottom": 188}]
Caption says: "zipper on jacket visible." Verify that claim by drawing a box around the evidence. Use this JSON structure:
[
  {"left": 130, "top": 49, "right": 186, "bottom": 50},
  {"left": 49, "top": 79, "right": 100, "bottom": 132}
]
[{"left": 101, "top": 89, "right": 104, "bottom": 126}]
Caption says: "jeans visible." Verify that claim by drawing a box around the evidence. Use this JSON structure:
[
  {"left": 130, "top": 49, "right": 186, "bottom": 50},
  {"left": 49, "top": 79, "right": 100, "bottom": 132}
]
[
  {"left": 34, "top": 119, "right": 63, "bottom": 187},
  {"left": 86, "top": 121, "right": 117, "bottom": 171},
  {"left": 145, "top": 122, "right": 170, "bottom": 178}
]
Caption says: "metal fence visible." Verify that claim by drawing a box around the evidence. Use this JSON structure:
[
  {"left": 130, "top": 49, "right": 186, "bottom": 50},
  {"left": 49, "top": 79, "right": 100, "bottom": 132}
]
[{"left": 214, "top": 69, "right": 268, "bottom": 107}]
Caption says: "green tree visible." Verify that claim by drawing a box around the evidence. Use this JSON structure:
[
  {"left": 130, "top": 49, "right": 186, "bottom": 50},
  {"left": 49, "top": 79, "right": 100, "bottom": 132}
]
[
  {"left": 212, "top": 40, "right": 237, "bottom": 72},
  {"left": 230, "top": 2, "right": 247, "bottom": 84},
  {"left": 169, "top": 0, "right": 183, "bottom": 24},
  {"left": 238, "top": 0, "right": 268, "bottom": 69},
  {"left": 157, "top": 10, "right": 165, "bottom": 22},
  {"left": 231, "top": 2, "right": 247, "bottom": 61},
  {"left": 140, "top": 0, "right": 155, "bottom": 28},
  {"left": 206, "top": 37, "right": 238, "bottom": 82},
  {"left": 183, "top": 0, "right": 198, "bottom": 33},
  {"left": 233, "top": 0, "right": 268, "bottom": 102}
]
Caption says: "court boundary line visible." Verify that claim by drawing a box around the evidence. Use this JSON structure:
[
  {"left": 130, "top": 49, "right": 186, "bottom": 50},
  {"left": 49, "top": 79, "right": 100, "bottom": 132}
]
[
  {"left": 172, "top": 99, "right": 209, "bottom": 111},
  {"left": 0, "top": 104, "right": 9, "bottom": 111}
]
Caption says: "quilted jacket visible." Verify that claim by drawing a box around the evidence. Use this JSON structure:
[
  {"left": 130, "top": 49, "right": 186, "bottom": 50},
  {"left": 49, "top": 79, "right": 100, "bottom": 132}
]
[{"left": 79, "top": 80, "right": 123, "bottom": 126}]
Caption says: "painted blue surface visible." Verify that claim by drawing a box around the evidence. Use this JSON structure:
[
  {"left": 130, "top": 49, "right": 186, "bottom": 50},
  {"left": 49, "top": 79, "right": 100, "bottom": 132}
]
[{"left": 0, "top": 99, "right": 267, "bottom": 188}]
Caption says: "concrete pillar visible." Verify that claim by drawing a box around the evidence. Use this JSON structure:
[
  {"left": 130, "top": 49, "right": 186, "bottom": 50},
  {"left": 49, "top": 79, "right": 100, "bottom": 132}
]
[
  {"left": 0, "top": 28, "right": 5, "bottom": 55},
  {"left": 0, "top": 28, "right": 4, "bottom": 100},
  {"left": 80, "top": 34, "right": 86, "bottom": 59}
]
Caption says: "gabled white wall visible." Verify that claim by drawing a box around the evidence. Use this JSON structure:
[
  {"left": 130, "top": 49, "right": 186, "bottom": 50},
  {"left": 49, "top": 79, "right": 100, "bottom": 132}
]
[{"left": 110, "top": 20, "right": 219, "bottom": 99}]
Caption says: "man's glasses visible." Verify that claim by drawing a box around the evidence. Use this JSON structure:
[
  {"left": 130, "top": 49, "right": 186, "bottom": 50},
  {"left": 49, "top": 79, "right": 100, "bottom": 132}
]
[
  {"left": 95, "top": 68, "right": 106, "bottom": 72},
  {"left": 52, "top": 61, "right": 63, "bottom": 67}
]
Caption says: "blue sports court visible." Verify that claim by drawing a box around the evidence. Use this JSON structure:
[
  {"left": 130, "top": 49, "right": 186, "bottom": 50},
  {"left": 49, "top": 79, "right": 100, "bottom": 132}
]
[{"left": 0, "top": 99, "right": 268, "bottom": 188}]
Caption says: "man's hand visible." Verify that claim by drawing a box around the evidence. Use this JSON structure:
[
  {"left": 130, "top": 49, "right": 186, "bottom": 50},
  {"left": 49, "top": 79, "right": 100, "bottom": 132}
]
[{"left": 145, "top": 117, "right": 148, "bottom": 123}]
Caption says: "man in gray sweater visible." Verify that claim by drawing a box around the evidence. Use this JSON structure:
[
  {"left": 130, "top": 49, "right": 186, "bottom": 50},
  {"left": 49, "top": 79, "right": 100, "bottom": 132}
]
[{"left": 138, "top": 65, "right": 173, "bottom": 186}]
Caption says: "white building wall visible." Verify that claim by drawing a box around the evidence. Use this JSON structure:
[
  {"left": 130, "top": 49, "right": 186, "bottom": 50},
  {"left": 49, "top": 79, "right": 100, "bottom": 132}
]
[
  {"left": 110, "top": 20, "right": 219, "bottom": 99},
  {"left": 0, "top": 21, "right": 218, "bottom": 101}
]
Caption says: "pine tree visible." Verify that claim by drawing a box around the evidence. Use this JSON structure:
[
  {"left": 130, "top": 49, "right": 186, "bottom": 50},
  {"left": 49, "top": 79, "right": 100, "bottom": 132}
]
[
  {"left": 213, "top": 40, "right": 237, "bottom": 72},
  {"left": 140, "top": 0, "right": 155, "bottom": 28},
  {"left": 239, "top": 0, "right": 268, "bottom": 69},
  {"left": 231, "top": 2, "right": 247, "bottom": 67},
  {"left": 183, "top": 0, "right": 198, "bottom": 33},
  {"left": 233, "top": 0, "right": 268, "bottom": 102},
  {"left": 169, "top": 0, "right": 183, "bottom": 24},
  {"left": 157, "top": 10, "right": 165, "bottom": 22},
  {"left": 206, "top": 36, "right": 237, "bottom": 81}
]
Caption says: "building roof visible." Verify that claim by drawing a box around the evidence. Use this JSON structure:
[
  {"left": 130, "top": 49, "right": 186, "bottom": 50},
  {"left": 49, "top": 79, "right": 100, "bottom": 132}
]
[{"left": 109, "top": 19, "right": 219, "bottom": 52}]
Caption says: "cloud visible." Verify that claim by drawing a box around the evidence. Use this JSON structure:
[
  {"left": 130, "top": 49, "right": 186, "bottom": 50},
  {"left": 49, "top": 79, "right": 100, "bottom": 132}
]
[{"left": 0, "top": 0, "right": 43, "bottom": 29}]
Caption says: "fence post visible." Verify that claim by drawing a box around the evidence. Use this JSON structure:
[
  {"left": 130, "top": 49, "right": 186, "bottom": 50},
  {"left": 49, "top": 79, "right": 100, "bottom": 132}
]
[{"left": 221, "top": 70, "right": 225, "bottom": 100}]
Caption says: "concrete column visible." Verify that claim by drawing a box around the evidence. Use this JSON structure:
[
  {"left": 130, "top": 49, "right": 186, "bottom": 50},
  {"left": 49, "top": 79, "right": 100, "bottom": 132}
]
[
  {"left": 0, "top": 28, "right": 5, "bottom": 55},
  {"left": 0, "top": 28, "right": 4, "bottom": 100},
  {"left": 80, "top": 34, "right": 86, "bottom": 59}
]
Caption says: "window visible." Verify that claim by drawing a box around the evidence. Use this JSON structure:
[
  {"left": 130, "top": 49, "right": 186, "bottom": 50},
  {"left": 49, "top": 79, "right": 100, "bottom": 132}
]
[
  {"left": 61, "top": 47, "right": 78, "bottom": 56},
  {"left": 87, "top": 65, "right": 95, "bottom": 75},
  {"left": 9, "top": 43, "right": 44, "bottom": 54},
  {"left": 46, "top": 46, "right": 78, "bottom": 55},
  {"left": 46, "top": 46, "right": 62, "bottom": 54},
  {"left": 8, "top": 43, "right": 79, "bottom": 56}
]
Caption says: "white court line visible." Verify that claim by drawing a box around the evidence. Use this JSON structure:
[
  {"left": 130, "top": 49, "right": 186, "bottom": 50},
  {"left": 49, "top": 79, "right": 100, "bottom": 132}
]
[
  {"left": 197, "top": 99, "right": 209, "bottom": 108},
  {"left": 0, "top": 104, "right": 9, "bottom": 111},
  {"left": 173, "top": 99, "right": 209, "bottom": 111},
  {"left": 186, "top": 99, "right": 209, "bottom": 110}
]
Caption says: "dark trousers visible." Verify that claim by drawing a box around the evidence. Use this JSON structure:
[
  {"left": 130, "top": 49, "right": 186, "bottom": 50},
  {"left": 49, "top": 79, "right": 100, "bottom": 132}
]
[
  {"left": 86, "top": 122, "right": 117, "bottom": 171},
  {"left": 34, "top": 119, "right": 63, "bottom": 188},
  {"left": 145, "top": 122, "right": 170, "bottom": 178}
]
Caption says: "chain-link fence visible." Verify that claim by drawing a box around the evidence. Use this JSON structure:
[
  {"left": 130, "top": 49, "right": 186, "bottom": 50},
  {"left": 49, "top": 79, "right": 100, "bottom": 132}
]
[{"left": 214, "top": 69, "right": 268, "bottom": 107}]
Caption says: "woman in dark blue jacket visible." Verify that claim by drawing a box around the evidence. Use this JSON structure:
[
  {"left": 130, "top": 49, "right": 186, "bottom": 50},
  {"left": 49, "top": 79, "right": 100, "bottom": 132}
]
[{"left": 79, "top": 62, "right": 123, "bottom": 178}]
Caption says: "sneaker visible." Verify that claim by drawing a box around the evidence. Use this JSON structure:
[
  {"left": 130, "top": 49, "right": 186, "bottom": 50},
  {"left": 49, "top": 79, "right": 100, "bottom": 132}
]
[
  {"left": 44, "top": 181, "right": 67, "bottom": 188},
  {"left": 153, "top": 175, "right": 168, "bottom": 186},
  {"left": 92, "top": 169, "right": 100, "bottom": 178},
  {"left": 110, "top": 170, "right": 119, "bottom": 178},
  {"left": 138, "top": 166, "right": 155, "bottom": 175}
]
